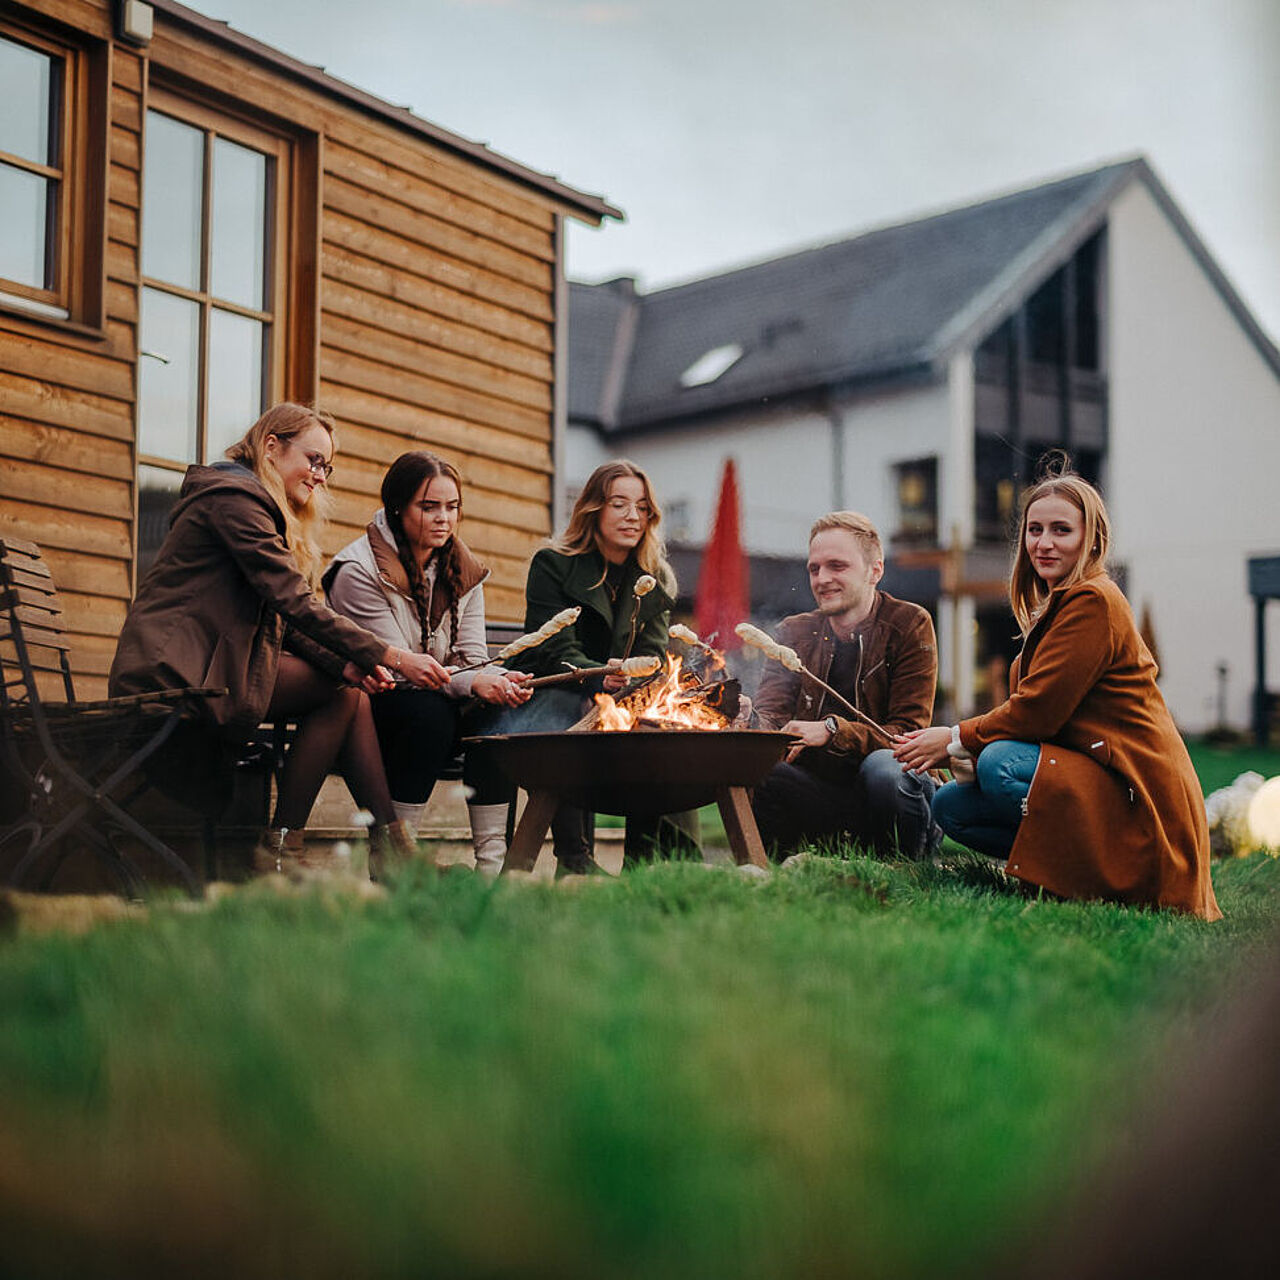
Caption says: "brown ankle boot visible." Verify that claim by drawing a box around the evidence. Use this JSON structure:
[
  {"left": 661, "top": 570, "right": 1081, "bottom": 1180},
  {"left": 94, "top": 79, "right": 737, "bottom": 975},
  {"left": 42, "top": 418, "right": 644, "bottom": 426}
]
[
  {"left": 252, "top": 827, "right": 307, "bottom": 875},
  {"left": 368, "top": 819, "right": 420, "bottom": 882}
]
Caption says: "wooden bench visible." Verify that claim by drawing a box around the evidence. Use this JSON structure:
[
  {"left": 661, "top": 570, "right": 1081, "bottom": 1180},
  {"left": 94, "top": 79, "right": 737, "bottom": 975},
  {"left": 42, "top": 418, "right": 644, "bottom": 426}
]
[{"left": 0, "top": 536, "right": 220, "bottom": 896}]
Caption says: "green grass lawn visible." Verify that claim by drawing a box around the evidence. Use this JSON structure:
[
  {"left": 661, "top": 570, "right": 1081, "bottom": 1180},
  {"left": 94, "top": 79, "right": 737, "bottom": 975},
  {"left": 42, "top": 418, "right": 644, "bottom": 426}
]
[{"left": 1, "top": 744, "right": 1278, "bottom": 1278}]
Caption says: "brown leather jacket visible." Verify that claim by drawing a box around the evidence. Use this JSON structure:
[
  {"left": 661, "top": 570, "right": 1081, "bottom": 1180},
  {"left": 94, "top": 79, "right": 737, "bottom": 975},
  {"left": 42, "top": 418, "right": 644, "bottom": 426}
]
[
  {"left": 110, "top": 462, "right": 388, "bottom": 737},
  {"left": 753, "top": 591, "right": 937, "bottom": 761}
]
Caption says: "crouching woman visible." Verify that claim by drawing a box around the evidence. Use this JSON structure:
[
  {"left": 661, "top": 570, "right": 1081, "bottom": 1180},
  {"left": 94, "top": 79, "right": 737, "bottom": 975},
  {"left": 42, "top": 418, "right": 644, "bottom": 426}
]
[
  {"left": 109, "top": 403, "right": 435, "bottom": 875},
  {"left": 324, "top": 451, "right": 531, "bottom": 876},
  {"left": 894, "top": 460, "right": 1220, "bottom": 919}
]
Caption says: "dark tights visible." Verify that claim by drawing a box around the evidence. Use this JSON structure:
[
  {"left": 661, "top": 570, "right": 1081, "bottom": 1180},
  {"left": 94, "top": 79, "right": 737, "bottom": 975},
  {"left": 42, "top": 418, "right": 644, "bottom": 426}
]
[{"left": 266, "top": 653, "right": 395, "bottom": 829}]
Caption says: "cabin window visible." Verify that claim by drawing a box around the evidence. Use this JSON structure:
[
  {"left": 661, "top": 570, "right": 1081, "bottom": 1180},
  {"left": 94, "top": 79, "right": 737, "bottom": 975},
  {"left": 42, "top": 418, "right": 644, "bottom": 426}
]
[
  {"left": 136, "top": 92, "right": 292, "bottom": 576},
  {"left": 0, "top": 25, "right": 104, "bottom": 324},
  {"left": 894, "top": 457, "right": 938, "bottom": 544}
]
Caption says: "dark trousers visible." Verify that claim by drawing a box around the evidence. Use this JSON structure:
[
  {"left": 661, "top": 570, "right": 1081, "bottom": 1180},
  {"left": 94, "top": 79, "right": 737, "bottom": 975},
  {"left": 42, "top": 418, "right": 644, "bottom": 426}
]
[
  {"left": 369, "top": 687, "right": 507, "bottom": 807},
  {"left": 751, "top": 747, "right": 937, "bottom": 860}
]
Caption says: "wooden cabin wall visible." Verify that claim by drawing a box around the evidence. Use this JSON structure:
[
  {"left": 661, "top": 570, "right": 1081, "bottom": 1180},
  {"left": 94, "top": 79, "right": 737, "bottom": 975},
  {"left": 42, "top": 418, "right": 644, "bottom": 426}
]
[
  {"left": 2, "top": 0, "right": 575, "bottom": 695},
  {"left": 147, "top": 17, "right": 561, "bottom": 627},
  {"left": 0, "top": 1, "right": 143, "bottom": 699}
]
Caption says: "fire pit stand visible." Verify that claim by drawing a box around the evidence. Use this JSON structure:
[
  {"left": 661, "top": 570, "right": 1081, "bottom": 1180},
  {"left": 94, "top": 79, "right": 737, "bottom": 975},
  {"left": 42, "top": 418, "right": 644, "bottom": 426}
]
[{"left": 465, "top": 729, "right": 792, "bottom": 872}]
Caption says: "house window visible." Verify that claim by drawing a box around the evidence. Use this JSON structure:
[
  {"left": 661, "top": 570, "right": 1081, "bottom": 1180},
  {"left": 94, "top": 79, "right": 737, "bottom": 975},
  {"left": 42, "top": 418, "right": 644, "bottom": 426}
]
[
  {"left": 0, "top": 24, "right": 104, "bottom": 322},
  {"left": 137, "top": 91, "right": 291, "bottom": 575},
  {"left": 895, "top": 458, "right": 937, "bottom": 543}
]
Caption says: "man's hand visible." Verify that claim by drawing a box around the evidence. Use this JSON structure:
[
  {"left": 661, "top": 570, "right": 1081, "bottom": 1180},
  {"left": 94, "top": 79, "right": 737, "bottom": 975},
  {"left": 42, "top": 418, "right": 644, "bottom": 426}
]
[
  {"left": 782, "top": 718, "right": 833, "bottom": 763},
  {"left": 472, "top": 669, "right": 534, "bottom": 707}
]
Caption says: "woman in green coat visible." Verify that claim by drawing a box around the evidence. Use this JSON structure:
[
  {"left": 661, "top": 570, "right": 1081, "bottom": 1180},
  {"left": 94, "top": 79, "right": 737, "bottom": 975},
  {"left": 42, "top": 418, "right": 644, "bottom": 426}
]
[{"left": 506, "top": 460, "right": 681, "bottom": 874}]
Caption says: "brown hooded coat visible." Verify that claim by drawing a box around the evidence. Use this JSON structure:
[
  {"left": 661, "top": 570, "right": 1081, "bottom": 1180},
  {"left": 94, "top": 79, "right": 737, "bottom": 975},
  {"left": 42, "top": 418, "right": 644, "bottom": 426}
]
[
  {"left": 959, "top": 574, "right": 1220, "bottom": 920},
  {"left": 109, "top": 463, "right": 387, "bottom": 737}
]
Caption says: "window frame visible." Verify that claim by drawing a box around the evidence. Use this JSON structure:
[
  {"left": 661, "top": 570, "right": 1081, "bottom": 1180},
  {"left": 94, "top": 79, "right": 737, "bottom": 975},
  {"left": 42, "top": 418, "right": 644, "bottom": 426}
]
[
  {"left": 0, "top": 15, "right": 106, "bottom": 328},
  {"left": 136, "top": 85, "right": 292, "bottom": 478}
]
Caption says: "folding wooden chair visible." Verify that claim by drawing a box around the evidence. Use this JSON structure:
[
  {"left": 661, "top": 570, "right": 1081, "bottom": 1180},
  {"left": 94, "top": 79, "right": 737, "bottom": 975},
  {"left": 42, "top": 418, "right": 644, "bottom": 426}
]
[{"left": 0, "top": 535, "right": 221, "bottom": 897}]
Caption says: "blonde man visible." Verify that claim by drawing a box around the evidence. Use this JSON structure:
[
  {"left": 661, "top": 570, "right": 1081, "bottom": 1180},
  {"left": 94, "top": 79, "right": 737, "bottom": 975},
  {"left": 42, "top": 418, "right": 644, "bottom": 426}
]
[{"left": 751, "top": 512, "right": 940, "bottom": 859}]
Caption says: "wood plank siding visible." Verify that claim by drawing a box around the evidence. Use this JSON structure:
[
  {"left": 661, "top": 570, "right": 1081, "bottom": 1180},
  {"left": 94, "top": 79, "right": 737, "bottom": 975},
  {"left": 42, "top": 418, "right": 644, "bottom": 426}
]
[{"left": 1, "top": 0, "right": 614, "bottom": 696}]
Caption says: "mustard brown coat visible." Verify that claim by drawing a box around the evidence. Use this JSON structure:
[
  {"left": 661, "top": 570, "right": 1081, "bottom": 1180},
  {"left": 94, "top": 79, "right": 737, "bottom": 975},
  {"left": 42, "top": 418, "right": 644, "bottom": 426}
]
[
  {"left": 959, "top": 574, "right": 1220, "bottom": 920},
  {"left": 109, "top": 463, "right": 388, "bottom": 738}
]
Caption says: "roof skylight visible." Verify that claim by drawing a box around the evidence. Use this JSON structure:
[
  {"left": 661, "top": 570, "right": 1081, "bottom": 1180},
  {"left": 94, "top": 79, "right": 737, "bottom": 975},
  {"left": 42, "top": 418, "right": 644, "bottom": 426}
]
[{"left": 680, "top": 343, "right": 743, "bottom": 388}]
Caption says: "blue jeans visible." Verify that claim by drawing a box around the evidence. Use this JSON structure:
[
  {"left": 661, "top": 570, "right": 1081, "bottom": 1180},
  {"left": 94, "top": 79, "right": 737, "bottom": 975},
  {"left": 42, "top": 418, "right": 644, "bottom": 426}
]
[{"left": 931, "top": 739, "right": 1040, "bottom": 859}]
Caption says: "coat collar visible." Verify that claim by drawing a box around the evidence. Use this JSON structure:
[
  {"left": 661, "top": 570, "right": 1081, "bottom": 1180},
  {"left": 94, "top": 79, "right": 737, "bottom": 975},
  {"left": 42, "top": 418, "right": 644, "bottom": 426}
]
[
  {"left": 367, "top": 513, "right": 489, "bottom": 633},
  {"left": 556, "top": 548, "right": 676, "bottom": 624}
]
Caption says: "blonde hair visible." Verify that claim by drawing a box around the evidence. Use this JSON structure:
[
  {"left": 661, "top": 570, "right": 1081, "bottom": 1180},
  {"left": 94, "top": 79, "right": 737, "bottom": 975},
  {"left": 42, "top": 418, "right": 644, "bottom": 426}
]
[
  {"left": 809, "top": 511, "right": 884, "bottom": 564},
  {"left": 225, "top": 402, "right": 335, "bottom": 589},
  {"left": 553, "top": 460, "right": 669, "bottom": 581},
  {"left": 1010, "top": 457, "right": 1111, "bottom": 635}
]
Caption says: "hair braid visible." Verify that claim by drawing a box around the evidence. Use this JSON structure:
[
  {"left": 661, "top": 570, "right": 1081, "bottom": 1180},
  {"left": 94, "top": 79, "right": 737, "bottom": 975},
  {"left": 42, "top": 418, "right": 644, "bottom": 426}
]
[
  {"left": 442, "top": 538, "right": 465, "bottom": 656},
  {"left": 394, "top": 532, "right": 432, "bottom": 652}
]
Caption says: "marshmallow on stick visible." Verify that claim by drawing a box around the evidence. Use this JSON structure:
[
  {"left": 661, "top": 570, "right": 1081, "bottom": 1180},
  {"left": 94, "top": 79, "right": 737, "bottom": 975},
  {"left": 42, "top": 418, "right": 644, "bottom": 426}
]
[
  {"left": 735, "top": 622, "right": 893, "bottom": 744},
  {"left": 669, "top": 622, "right": 725, "bottom": 664},
  {"left": 450, "top": 606, "right": 582, "bottom": 674},
  {"left": 633, "top": 574, "right": 657, "bottom": 597}
]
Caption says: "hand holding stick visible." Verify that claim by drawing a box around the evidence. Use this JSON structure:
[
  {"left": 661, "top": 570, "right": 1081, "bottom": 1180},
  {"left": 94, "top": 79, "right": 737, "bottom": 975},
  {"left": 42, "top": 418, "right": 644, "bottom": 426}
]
[
  {"left": 449, "top": 607, "right": 582, "bottom": 676},
  {"left": 735, "top": 623, "right": 895, "bottom": 747}
]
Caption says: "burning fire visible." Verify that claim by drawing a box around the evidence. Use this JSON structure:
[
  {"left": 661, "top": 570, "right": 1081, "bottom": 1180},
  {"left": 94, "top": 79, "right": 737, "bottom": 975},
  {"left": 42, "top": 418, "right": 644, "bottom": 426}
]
[{"left": 592, "top": 654, "right": 730, "bottom": 732}]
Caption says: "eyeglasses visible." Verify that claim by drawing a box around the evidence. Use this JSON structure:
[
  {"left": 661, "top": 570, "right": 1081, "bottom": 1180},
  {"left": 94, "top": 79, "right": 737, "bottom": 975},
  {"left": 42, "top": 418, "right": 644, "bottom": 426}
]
[
  {"left": 286, "top": 437, "right": 333, "bottom": 479},
  {"left": 303, "top": 452, "right": 334, "bottom": 481},
  {"left": 604, "top": 498, "right": 653, "bottom": 518}
]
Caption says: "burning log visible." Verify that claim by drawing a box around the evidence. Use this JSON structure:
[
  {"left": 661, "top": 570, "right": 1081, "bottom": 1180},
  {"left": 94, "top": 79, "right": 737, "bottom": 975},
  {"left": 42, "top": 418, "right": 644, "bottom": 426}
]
[{"left": 576, "top": 654, "right": 740, "bottom": 733}]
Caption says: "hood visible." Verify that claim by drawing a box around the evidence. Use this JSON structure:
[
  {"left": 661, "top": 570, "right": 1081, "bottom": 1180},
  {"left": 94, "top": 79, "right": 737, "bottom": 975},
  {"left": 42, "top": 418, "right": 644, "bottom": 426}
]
[{"left": 170, "top": 462, "right": 284, "bottom": 530}]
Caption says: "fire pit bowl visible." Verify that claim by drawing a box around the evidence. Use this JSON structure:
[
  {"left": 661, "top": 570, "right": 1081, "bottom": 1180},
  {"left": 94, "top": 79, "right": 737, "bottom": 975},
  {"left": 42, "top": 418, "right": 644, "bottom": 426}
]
[{"left": 466, "top": 729, "right": 791, "bottom": 817}]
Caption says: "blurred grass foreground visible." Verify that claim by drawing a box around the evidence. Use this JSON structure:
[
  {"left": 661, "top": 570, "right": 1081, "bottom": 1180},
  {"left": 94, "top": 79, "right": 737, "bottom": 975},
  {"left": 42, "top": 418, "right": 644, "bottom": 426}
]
[{"left": 1, "top": 745, "right": 1279, "bottom": 1278}]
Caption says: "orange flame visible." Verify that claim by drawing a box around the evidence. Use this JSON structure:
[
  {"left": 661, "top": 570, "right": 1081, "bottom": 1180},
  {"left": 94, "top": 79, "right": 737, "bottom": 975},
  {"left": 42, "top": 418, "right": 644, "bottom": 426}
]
[{"left": 592, "top": 654, "right": 730, "bottom": 732}]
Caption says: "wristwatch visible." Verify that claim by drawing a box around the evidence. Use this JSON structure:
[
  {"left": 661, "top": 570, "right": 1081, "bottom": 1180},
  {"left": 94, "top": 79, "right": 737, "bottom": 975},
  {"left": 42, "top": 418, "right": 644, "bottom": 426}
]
[{"left": 823, "top": 715, "right": 839, "bottom": 743}]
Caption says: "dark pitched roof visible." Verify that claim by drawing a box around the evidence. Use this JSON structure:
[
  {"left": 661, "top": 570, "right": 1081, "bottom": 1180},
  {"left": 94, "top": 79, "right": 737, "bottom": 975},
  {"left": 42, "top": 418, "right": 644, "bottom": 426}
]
[
  {"left": 153, "top": 1, "right": 621, "bottom": 222},
  {"left": 573, "top": 157, "right": 1279, "bottom": 432}
]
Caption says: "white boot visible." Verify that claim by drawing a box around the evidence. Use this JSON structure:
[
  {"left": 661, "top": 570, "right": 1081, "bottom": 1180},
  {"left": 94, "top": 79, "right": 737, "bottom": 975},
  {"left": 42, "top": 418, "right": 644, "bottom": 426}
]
[
  {"left": 391, "top": 800, "right": 426, "bottom": 836},
  {"left": 469, "top": 804, "right": 509, "bottom": 879}
]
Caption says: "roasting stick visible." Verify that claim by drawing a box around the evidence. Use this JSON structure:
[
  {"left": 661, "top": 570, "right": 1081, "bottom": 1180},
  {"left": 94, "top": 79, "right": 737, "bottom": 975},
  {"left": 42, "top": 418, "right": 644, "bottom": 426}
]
[
  {"left": 524, "top": 655, "right": 661, "bottom": 690},
  {"left": 735, "top": 623, "right": 895, "bottom": 747},
  {"left": 621, "top": 574, "right": 658, "bottom": 661},
  {"left": 449, "top": 606, "right": 582, "bottom": 676},
  {"left": 668, "top": 623, "right": 724, "bottom": 665}
]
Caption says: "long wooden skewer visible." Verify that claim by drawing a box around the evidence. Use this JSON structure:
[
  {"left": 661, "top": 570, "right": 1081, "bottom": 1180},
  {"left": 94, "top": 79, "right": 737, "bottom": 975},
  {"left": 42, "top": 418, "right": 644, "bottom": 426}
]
[{"left": 800, "top": 672, "right": 895, "bottom": 746}]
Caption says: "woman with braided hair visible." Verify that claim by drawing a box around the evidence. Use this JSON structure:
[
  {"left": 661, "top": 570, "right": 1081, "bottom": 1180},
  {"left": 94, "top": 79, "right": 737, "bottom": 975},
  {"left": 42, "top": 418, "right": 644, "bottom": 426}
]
[{"left": 325, "top": 451, "right": 531, "bottom": 875}]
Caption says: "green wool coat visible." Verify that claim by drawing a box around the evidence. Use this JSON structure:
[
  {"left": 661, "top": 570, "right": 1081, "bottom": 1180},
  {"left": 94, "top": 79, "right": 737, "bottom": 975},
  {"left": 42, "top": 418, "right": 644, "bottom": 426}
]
[{"left": 514, "top": 546, "right": 676, "bottom": 676}]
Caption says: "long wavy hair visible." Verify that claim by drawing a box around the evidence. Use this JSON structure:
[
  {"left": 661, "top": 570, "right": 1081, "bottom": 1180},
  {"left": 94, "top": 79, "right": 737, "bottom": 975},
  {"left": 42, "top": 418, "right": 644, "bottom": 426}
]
[
  {"left": 225, "top": 402, "right": 334, "bottom": 589},
  {"left": 1010, "top": 453, "right": 1111, "bottom": 635},
  {"left": 380, "top": 451, "right": 470, "bottom": 656},
  {"left": 552, "top": 459, "right": 668, "bottom": 582}
]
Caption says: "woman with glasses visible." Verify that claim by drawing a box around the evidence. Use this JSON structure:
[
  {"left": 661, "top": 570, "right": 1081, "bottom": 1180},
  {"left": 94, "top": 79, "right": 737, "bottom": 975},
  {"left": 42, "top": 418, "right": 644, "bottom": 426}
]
[
  {"left": 324, "top": 450, "right": 532, "bottom": 877},
  {"left": 110, "top": 402, "right": 441, "bottom": 877},
  {"left": 504, "top": 459, "right": 683, "bottom": 874}
]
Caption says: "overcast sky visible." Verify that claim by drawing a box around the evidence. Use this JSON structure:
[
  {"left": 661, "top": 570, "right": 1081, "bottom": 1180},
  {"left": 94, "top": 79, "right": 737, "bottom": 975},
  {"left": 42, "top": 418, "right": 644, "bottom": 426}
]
[{"left": 200, "top": 0, "right": 1280, "bottom": 339}]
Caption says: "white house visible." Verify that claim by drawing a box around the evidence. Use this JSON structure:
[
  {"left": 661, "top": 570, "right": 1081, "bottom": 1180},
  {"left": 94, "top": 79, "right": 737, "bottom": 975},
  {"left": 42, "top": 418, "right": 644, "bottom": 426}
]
[{"left": 566, "top": 158, "right": 1280, "bottom": 732}]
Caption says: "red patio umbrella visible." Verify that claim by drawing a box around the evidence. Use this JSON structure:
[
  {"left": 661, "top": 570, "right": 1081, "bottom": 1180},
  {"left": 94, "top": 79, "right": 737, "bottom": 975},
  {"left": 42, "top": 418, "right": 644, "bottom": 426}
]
[{"left": 694, "top": 457, "right": 749, "bottom": 650}]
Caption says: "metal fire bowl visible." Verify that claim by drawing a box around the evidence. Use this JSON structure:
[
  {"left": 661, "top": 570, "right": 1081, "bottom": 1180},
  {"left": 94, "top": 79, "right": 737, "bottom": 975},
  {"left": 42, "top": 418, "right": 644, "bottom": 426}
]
[{"left": 464, "top": 729, "right": 792, "bottom": 816}]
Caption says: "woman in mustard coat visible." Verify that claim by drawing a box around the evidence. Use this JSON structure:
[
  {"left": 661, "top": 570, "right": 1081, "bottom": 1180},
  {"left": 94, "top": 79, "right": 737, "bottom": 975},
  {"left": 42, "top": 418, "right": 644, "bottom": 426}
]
[{"left": 895, "top": 462, "right": 1220, "bottom": 919}]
